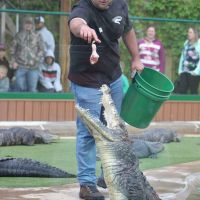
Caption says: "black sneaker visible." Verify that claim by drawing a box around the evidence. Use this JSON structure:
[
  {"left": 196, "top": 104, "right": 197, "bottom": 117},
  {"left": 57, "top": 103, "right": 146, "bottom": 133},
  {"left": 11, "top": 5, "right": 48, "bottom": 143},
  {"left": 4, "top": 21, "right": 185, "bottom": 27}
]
[
  {"left": 79, "top": 185, "right": 105, "bottom": 200},
  {"left": 97, "top": 177, "right": 107, "bottom": 189}
]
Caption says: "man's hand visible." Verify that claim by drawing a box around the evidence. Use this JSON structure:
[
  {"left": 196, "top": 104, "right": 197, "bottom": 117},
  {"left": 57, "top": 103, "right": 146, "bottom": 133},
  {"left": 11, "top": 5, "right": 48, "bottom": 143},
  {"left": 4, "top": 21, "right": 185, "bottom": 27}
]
[
  {"left": 69, "top": 18, "right": 101, "bottom": 43},
  {"left": 131, "top": 58, "right": 144, "bottom": 74},
  {"left": 191, "top": 71, "right": 197, "bottom": 76},
  {"left": 12, "top": 62, "right": 18, "bottom": 69},
  {"left": 80, "top": 24, "right": 101, "bottom": 43}
]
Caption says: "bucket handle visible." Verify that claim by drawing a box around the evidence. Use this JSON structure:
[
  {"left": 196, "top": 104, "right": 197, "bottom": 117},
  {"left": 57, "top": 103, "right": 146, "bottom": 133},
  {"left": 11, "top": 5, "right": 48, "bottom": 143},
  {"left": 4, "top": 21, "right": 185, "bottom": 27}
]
[
  {"left": 131, "top": 70, "right": 137, "bottom": 78},
  {"left": 135, "top": 82, "right": 170, "bottom": 100}
]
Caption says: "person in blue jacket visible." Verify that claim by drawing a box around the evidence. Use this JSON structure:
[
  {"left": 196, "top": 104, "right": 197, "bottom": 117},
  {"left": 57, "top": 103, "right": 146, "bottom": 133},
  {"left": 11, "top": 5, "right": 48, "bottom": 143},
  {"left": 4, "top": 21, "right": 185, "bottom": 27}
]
[{"left": 175, "top": 27, "right": 200, "bottom": 94}]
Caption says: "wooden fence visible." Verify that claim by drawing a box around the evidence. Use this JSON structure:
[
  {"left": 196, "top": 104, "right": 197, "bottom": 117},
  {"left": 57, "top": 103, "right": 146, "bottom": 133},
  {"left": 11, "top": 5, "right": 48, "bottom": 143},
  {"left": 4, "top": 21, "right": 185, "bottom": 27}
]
[{"left": 0, "top": 93, "right": 200, "bottom": 121}]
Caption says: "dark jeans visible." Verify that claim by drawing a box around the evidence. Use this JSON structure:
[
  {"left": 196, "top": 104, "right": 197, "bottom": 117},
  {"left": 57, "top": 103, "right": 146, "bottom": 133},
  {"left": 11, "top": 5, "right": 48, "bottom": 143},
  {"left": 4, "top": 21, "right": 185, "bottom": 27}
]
[
  {"left": 15, "top": 67, "right": 39, "bottom": 92},
  {"left": 174, "top": 72, "right": 200, "bottom": 94},
  {"left": 37, "top": 82, "right": 55, "bottom": 93}
]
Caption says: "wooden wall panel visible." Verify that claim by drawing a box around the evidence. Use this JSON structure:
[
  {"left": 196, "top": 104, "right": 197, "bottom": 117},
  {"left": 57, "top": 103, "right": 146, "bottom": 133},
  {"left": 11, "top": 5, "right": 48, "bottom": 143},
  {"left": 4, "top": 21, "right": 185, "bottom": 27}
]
[
  {"left": 169, "top": 102, "right": 178, "bottom": 121},
  {"left": 0, "top": 100, "right": 199, "bottom": 122},
  {"left": 16, "top": 101, "right": 25, "bottom": 121},
  {"left": 177, "top": 102, "right": 185, "bottom": 121},
  {"left": 32, "top": 102, "right": 42, "bottom": 121},
  {"left": 7, "top": 101, "right": 17, "bottom": 121},
  {"left": 154, "top": 101, "right": 200, "bottom": 122},
  {"left": 162, "top": 102, "right": 171, "bottom": 121},
  {"left": 40, "top": 101, "right": 50, "bottom": 121},
  {"left": 57, "top": 101, "right": 67, "bottom": 121},
  {"left": 24, "top": 101, "right": 33, "bottom": 121},
  {"left": 65, "top": 101, "right": 76, "bottom": 120},
  {"left": 0, "top": 101, "right": 8, "bottom": 121},
  {"left": 185, "top": 102, "right": 192, "bottom": 120},
  {"left": 49, "top": 102, "right": 58, "bottom": 121},
  {"left": 192, "top": 102, "right": 200, "bottom": 120}
]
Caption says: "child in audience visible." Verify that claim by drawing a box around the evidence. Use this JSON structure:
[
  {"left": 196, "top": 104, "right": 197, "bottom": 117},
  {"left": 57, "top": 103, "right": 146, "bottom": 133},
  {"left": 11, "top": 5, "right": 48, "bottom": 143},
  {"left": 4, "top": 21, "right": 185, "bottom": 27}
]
[
  {"left": 0, "top": 43, "right": 16, "bottom": 87},
  {"left": 0, "top": 65, "right": 9, "bottom": 92},
  {"left": 38, "top": 50, "right": 62, "bottom": 92}
]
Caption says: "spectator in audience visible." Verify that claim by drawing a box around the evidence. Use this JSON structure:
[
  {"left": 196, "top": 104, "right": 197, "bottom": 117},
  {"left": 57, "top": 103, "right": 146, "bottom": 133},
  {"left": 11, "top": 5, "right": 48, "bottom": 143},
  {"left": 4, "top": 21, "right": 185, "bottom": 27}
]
[
  {"left": 138, "top": 25, "right": 165, "bottom": 73},
  {"left": 0, "top": 43, "right": 9, "bottom": 74},
  {"left": 0, "top": 65, "right": 9, "bottom": 92},
  {"left": 0, "top": 43, "right": 16, "bottom": 90},
  {"left": 174, "top": 27, "right": 200, "bottom": 94},
  {"left": 34, "top": 16, "right": 55, "bottom": 54},
  {"left": 0, "top": 43, "right": 15, "bottom": 80},
  {"left": 10, "top": 16, "right": 45, "bottom": 92},
  {"left": 38, "top": 49, "right": 62, "bottom": 92}
]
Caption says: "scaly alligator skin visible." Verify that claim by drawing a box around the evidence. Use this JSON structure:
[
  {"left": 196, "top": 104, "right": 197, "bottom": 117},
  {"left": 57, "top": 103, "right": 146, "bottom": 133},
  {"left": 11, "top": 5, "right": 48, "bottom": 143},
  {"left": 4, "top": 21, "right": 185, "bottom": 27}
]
[
  {"left": 131, "top": 128, "right": 181, "bottom": 143},
  {"left": 131, "top": 139, "right": 164, "bottom": 159},
  {"left": 96, "top": 139, "right": 164, "bottom": 160},
  {"left": 0, "top": 127, "right": 57, "bottom": 146},
  {"left": 0, "top": 158, "right": 76, "bottom": 178},
  {"left": 76, "top": 84, "right": 161, "bottom": 200}
]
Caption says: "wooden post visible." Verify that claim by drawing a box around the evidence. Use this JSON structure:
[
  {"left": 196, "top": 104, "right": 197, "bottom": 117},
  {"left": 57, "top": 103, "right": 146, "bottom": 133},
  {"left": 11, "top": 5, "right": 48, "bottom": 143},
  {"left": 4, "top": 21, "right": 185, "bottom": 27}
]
[
  {"left": 1, "top": 4, "right": 6, "bottom": 43},
  {"left": 59, "top": 0, "right": 71, "bottom": 92}
]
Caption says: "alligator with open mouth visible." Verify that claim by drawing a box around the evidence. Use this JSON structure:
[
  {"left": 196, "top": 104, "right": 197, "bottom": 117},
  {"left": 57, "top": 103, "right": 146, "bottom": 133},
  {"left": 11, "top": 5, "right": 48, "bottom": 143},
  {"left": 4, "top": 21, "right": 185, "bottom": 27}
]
[{"left": 76, "top": 84, "right": 161, "bottom": 200}]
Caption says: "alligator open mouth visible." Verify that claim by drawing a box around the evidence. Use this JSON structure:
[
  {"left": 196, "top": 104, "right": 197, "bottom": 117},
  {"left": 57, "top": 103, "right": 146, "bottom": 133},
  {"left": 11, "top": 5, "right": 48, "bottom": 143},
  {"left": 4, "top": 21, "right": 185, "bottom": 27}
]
[{"left": 76, "top": 84, "right": 128, "bottom": 143}]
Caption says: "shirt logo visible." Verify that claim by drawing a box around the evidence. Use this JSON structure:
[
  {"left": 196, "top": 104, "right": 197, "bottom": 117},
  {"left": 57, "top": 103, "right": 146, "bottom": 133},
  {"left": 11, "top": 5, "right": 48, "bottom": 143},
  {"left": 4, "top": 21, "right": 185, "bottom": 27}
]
[
  {"left": 112, "top": 16, "right": 122, "bottom": 24},
  {"left": 99, "top": 27, "right": 103, "bottom": 33}
]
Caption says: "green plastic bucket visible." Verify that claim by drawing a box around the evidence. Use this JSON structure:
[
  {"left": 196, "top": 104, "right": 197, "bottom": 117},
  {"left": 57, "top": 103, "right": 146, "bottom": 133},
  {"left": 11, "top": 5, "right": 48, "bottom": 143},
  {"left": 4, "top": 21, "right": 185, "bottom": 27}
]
[{"left": 120, "top": 67, "right": 174, "bottom": 128}]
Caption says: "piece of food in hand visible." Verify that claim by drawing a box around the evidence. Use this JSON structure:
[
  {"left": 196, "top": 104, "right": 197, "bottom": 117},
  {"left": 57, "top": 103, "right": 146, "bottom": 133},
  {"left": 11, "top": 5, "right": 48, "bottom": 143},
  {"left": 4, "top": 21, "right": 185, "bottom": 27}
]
[{"left": 90, "top": 41, "right": 99, "bottom": 65}]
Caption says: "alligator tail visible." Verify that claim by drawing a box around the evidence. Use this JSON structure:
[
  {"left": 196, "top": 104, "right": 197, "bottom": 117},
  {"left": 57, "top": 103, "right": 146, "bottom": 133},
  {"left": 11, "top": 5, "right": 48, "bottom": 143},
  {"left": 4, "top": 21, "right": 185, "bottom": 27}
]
[{"left": 0, "top": 158, "right": 76, "bottom": 178}]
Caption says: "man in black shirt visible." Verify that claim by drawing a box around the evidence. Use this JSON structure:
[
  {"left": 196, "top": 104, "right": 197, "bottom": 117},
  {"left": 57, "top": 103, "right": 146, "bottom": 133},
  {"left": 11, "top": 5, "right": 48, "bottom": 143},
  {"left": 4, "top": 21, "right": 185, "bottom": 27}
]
[{"left": 68, "top": 0, "right": 143, "bottom": 199}]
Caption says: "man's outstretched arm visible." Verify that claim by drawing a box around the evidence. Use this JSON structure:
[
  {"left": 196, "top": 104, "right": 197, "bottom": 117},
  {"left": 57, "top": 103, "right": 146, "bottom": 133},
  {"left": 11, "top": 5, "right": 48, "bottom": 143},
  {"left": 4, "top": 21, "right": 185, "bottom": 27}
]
[{"left": 69, "top": 18, "right": 101, "bottom": 43}]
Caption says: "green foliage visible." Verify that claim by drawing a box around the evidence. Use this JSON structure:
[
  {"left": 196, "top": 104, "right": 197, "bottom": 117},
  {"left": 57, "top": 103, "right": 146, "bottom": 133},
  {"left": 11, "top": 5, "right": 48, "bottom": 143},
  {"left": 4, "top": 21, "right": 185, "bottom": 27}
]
[
  {"left": 121, "top": 0, "right": 200, "bottom": 81},
  {"left": 7, "top": 0, "right": 59, "bottom": 11}
]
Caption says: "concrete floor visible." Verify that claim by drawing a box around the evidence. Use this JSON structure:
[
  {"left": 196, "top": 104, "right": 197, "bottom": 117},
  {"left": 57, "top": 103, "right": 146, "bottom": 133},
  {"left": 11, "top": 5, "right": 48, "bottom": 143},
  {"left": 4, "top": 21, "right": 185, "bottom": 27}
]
[
  {"left": 0, "top": 161, "right": 199, "bottom": 200},
  {"left": 0, "top": 121, "right": 200, "bottom": 200}
]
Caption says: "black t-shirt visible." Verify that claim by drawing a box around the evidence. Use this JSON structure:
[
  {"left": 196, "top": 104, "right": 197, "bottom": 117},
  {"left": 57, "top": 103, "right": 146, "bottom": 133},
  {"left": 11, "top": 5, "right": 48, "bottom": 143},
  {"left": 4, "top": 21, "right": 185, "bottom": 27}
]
[{"left": 68, "top": 0, "right": 133, "bottom": 88}]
